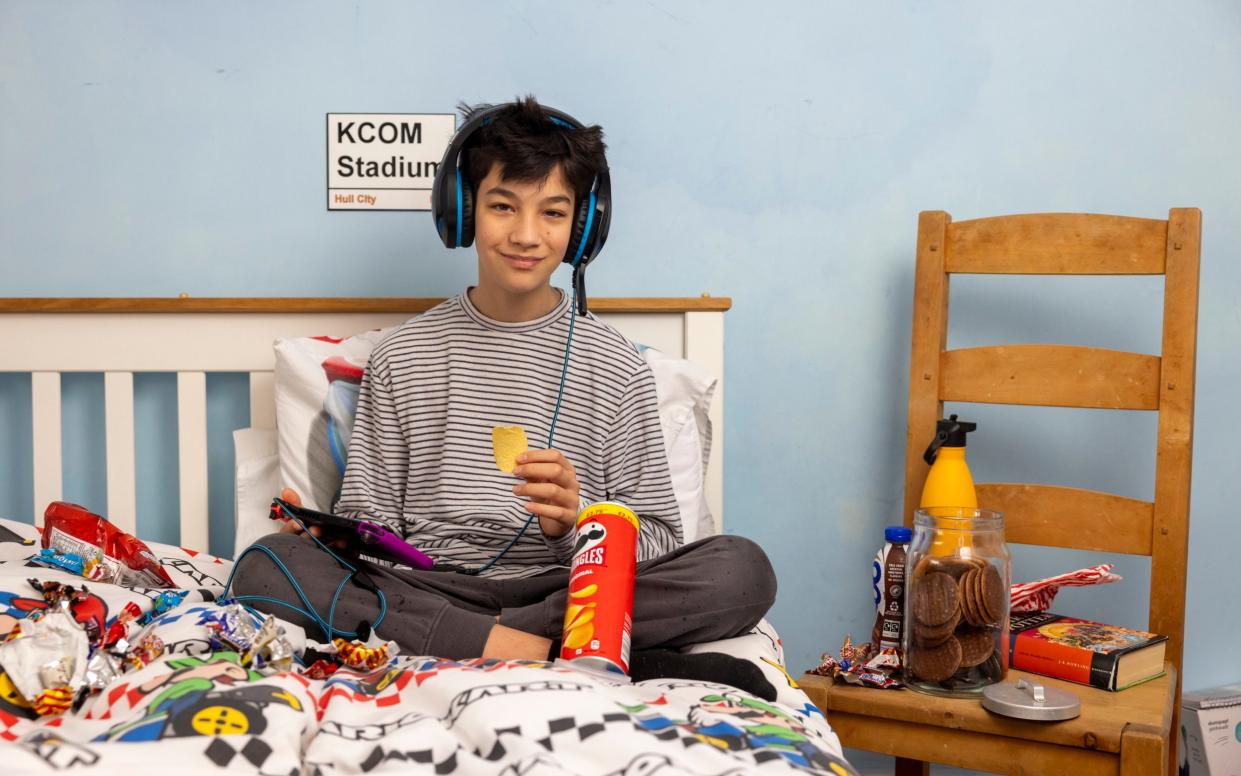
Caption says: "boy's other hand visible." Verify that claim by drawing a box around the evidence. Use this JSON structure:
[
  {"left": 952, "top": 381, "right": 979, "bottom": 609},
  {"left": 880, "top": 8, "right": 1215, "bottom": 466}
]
[
  {"left": 512, "top": 450, "right": 580, "bottom": 539},
  {"left": 277, "top": 488, "right": 310, "bottom": 536},
  {"left": 276, "top": 488, "right": 351, "bottom": 551}
]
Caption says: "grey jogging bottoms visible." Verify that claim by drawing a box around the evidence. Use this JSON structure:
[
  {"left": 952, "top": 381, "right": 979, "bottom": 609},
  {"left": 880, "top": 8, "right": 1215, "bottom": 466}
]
[{"left": 231, "top": 533, "right": 777, "bottom": 659}]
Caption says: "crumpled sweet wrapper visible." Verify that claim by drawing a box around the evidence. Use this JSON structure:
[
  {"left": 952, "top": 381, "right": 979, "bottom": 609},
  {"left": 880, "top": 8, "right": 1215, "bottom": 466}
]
[
  {"left": 1009, "top": 563, "right": 1121, "bottom": 612},
  {"left": 0, "top": 607, "right": 90, "bottom": 701}
]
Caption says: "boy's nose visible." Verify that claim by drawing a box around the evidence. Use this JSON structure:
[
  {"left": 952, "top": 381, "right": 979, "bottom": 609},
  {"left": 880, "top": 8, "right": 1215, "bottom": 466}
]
[{"left": 508, "top": 213, "right": 540, "bottom": 248}]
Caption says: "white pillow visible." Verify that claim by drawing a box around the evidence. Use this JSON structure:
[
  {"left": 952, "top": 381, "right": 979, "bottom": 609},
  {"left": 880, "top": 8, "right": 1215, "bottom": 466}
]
[
  {"left": 273, "top": 328, "right": 394, "bottom": 513},
  {"left": 232, "top": 427, "right": 280, "bottom": 558},
  {"left": 641, "top": 347, "right": 717, "bottom": 544},
  {"left": 236, "top": 330, "right": 717, "bottom": 556}
]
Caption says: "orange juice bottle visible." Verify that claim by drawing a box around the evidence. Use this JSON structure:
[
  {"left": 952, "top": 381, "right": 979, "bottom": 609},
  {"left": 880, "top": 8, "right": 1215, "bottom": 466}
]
[{"left": 919, "top": 415, "right": 978, "bottom": 555}]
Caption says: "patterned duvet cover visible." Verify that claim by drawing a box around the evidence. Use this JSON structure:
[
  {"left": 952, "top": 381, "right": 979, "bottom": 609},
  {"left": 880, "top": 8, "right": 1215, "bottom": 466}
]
[{"left": 0, "top": 518, "right": 855, "bottom": 775}]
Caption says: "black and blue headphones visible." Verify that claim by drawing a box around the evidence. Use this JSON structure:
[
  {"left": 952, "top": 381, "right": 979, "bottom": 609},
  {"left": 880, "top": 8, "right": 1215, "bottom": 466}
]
[{"left": 431, "top": 103, "right": 611, "bottom": 315}]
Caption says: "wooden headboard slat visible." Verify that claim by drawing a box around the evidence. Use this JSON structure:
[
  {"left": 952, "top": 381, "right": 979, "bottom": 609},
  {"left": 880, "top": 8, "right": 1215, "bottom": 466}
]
[{"left": 2, "top": 298, "right": 729, "bottom": 552}]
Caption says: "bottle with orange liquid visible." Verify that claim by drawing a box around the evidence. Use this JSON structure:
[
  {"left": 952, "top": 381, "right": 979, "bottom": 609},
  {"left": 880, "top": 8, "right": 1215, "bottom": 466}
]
[
  {"left": 920, "top": 414, "right": 977, "bottom": 556},
  {"left": 903, "top": 415, "right": 1011, "bottom": 696}
]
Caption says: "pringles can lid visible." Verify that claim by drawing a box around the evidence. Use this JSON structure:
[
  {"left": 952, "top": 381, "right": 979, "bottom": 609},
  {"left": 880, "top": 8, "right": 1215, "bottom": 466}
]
[{"left": 981, "top": 678, "right": 1081, "bottom": 721}]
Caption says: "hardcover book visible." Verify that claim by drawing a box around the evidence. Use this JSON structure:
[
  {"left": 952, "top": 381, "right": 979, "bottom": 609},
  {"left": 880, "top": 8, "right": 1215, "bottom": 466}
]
[{"left": 1008, "top": 611, "right": 1167, "bottom": 691}]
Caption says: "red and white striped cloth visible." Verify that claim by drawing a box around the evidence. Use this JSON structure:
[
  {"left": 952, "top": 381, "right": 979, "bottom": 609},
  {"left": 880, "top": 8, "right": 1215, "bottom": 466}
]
[{"left": 1009, "top": 564, "right": 1122, "bottom": 612}]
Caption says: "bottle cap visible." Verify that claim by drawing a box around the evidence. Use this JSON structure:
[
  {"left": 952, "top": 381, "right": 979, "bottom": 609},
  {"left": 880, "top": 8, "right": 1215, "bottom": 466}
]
[
  {"left": 922, "top": 414, "right": 978, "bottom": 464},
  {"left": 884, "top": 526, "right": 912, "bottom": 543}
]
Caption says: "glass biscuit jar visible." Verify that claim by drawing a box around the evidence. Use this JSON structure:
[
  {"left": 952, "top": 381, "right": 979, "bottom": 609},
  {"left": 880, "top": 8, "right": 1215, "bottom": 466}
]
[{"left": 902, "top": 508, "right": 1011, "bottom": 697}]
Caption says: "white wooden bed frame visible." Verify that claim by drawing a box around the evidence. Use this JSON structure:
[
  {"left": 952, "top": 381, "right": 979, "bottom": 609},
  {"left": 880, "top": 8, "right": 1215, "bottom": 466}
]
[{"left": 3, "top": 296, "right": 729, "bottom": 555}]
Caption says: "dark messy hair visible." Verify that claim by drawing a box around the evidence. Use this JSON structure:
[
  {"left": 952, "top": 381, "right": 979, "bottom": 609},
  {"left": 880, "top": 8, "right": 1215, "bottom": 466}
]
[{"left": 460, "top": 95, "right": 607, "bottom": 204}]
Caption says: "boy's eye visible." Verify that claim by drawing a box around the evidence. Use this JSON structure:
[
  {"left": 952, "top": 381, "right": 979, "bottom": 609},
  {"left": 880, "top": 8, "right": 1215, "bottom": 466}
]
[
  {"left": 545, "top": 210, "right": 566, "bottom": 219},
  {"left": 490, "top": 203, "right": 513, "bottom": 212}
]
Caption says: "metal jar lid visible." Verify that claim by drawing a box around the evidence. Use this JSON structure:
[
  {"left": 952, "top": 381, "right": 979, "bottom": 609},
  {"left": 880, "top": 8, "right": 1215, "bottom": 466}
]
[{"left": 981, "top": 678, "right": 1081, "bottom": 721}]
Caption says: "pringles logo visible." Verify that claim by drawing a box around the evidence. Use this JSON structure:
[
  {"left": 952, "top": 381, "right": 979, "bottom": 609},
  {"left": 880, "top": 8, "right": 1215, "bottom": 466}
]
[
  {"left": 570, "top": 521, "right": 607, "bottom": 564},
  {"left": 579, "top": 546, "right": 605, "bottom": 566}
]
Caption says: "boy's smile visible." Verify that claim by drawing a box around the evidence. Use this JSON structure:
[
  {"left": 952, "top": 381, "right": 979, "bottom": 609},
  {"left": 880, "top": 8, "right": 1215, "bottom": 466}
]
[{"left": 469, "top": 162, "right": 575, "bottom": 322}]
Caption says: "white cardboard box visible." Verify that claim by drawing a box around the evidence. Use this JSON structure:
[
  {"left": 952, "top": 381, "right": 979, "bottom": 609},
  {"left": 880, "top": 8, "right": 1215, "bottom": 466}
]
[{"left": 1182, "top": 683, "right": 1241, "bottom": 776}]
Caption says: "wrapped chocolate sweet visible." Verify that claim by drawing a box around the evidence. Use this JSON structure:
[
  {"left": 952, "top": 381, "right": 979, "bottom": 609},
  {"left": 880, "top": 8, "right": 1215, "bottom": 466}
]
[
  {"left": 105, "top": 601, "right": 144, "bottom": 648},
  {"left": 83, "top": 648, "right": 123, "bottom": 693},
  {"left": 123, "top": 632, "right": 165, "bottom": 671},
  {"left": 246, "top": 615, "right": 295, "bottom": 672},
  {"left": 303, "top": 659, "right": 339, "bottom": 680},
  {"left": 34, "top": 686, "right": 74, "bottom": 716},
  {"left": 205, "top": 603, "right": 260, "bottom": 653},
  {"left": 203, "top": 604, "right": 295, "bottom": 673},
  {"left": 807, "top": 635, "right": 903, "bottom": 689},
  {"left": 140, "top": 589, "right": 189, "bottom": 625},
  {"left": 332, "top": 637, "right": 398, "bottom": 671}
]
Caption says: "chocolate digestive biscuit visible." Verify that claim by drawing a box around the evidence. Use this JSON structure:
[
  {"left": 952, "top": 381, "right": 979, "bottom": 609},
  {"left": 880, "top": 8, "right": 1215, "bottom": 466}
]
[{"left": 913, "top": 572, "right": 959, "bottom": 627}]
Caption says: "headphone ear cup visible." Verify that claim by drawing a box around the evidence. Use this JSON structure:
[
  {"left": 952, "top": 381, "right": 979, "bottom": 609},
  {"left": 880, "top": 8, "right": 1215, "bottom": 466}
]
[
  {"left": 565, "top": 197, "right": 592, "bottom": 265},
  {"left": 433, "top": 163, "right": 453, "bottom": 248},
  {"left": 458, "top": 180, "right": 475, "bottom": 248}
]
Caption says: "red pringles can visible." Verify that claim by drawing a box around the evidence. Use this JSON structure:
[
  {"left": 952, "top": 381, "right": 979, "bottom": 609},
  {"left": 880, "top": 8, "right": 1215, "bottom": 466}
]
[{"left": 558, "top": 501, "right": 639, "bottom": 677}]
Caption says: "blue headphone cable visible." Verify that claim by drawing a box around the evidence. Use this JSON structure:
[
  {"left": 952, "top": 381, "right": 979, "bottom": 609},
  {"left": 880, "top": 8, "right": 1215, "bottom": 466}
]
[
  {"left": 223, "top": 509, "right": 388, "bottom": 644},
  {"left": 223, "top": 281, "right": 580, "bottom": 632},
  {"left": 463, "top": 281, "right": 579, "bottom": 575}
]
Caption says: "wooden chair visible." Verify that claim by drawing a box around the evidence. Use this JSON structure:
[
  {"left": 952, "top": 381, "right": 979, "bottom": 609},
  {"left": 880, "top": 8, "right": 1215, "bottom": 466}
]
[{"left": 800, "top": 209, "right": 1202, "bottom": 775}]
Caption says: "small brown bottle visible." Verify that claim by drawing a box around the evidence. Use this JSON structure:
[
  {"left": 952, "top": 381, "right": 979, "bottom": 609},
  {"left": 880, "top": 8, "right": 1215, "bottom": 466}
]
[{"left": 872, "top": 526, "right": 912, "bottom": 650}]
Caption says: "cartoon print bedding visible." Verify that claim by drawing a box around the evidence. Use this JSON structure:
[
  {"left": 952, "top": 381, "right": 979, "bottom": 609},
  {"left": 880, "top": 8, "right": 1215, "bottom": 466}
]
[{"left": 0, "top": 518, "right": 855, "bottom": 774}]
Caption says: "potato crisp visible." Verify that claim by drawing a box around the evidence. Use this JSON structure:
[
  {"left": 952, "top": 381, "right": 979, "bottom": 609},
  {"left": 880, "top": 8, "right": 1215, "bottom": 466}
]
[{"left": 491, "top": 426, "right": 529, "bottom": 473}]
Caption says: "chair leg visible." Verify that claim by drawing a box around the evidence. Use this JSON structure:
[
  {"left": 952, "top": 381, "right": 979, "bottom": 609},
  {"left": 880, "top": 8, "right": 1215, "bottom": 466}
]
[
  {"left": 1169, "top": 704, "right": 1181, "bottom": 776},
  {"left": 895, "top": 757, "right": 930, "bottom": 776},
  {"left": 1121, "top": 727, "right": 1167, "bottom": 776}
]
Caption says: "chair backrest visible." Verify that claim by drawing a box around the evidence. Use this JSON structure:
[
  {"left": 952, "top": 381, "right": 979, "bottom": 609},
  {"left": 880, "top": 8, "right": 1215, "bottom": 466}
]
[{"left": 901, "top": 209, "right": 1202, "bottom": 680}]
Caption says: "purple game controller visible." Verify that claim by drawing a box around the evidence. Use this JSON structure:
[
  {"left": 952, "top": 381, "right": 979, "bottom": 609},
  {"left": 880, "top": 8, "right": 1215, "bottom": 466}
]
[{"left": 356, "top": 521, "right": 434, "bottom": 570}]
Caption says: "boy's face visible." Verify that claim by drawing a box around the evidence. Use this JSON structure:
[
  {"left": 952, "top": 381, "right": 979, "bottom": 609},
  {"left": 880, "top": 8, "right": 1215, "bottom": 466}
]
[{"left": 473, "top": 162, "right": 575, "bottom": 300}]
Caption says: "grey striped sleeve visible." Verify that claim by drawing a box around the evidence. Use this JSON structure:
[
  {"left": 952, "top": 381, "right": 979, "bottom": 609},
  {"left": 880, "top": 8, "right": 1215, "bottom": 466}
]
[
  {"left": 605, "top": 362, "right": 683, "bottom": 560},
  {"left": 334, "top": 355, "right": 407, "bottom": 537}
]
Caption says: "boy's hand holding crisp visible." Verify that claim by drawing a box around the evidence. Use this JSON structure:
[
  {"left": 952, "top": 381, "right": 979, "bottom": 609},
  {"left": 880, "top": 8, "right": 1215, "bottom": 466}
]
[{"left": 512, "top": 450, "right": 580, "bottom": 538}]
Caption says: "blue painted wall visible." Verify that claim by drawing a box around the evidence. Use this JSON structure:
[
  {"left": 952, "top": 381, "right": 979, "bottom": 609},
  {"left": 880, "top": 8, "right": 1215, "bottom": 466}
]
[{"left": 2, "top": 1, "right": 1238, "bottom": 693}]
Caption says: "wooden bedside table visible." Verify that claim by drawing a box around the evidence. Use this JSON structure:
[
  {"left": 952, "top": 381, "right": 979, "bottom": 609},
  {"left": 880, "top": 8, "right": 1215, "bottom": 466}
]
[{"left": 799, "top": 666, "right": 1176, "bottom": 774}]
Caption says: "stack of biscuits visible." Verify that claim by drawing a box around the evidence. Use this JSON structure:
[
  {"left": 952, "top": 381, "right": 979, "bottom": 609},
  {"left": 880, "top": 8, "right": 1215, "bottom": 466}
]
[{"left": 907, "top": 555, "right": 1006, "bottom": 684}]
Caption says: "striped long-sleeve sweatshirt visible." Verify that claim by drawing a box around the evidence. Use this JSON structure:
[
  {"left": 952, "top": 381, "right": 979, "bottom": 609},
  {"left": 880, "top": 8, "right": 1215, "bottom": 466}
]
[{"left": 335, "top": 289, "right": 683, "bottom": 579}]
